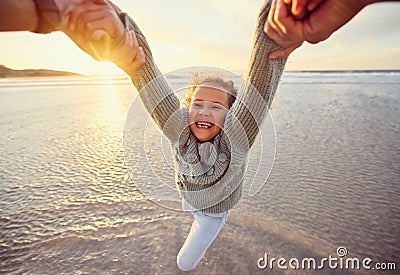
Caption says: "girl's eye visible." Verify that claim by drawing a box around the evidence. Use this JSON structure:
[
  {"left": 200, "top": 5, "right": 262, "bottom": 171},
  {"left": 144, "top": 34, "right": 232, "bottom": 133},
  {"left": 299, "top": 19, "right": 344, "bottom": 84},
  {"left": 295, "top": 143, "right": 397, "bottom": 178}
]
[
  {"left": 192, "top": 103, "right": 202, "bottom": 108},
  {"left": 212, "top": 105, "right": 223, "bottom": 110}
]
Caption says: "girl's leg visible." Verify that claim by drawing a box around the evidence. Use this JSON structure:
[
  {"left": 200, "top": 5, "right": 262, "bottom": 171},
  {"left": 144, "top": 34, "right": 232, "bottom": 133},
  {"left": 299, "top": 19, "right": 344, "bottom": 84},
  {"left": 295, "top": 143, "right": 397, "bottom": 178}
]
[{"left": 176, "top": 209, "right": 230, "bottom": 271}]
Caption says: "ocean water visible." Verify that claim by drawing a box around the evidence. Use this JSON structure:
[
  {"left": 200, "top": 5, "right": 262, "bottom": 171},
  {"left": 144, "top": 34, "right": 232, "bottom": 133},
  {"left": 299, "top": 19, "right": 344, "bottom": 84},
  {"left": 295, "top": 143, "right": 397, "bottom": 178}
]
[{"left": 0, "top": 72, "right": 399, "bottom": 274}]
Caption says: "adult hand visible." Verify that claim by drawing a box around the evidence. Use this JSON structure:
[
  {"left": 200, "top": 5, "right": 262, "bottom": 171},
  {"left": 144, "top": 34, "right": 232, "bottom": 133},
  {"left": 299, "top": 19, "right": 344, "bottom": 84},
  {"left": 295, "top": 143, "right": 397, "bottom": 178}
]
[
  {"left": 265, "top": 0, "right": 374, "bottom": 58},
  {"left": 46, "top": 0, "right": 105, "bottom": 30},
  {"left": 63, "top": 1, "right": 125, "bottom": 61},
  {"left": 69, "top": 0, "right": 121, "bottom": 31},
  {"left": 264, "top": 0, "right": 305, "bottom": 57},
  {"left": 64, "top": 1, "right": 145, "bottom": 77},
  {"left": 30, "top": 0, "right": 109, "bottom": 33}
]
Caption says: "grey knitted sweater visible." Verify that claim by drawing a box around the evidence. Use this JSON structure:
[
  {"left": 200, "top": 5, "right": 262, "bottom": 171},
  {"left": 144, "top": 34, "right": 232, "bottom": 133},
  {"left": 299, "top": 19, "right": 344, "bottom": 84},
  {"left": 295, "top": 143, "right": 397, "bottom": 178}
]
[{"left": 123, "top": 0, "right": 287, "bottom": 213}]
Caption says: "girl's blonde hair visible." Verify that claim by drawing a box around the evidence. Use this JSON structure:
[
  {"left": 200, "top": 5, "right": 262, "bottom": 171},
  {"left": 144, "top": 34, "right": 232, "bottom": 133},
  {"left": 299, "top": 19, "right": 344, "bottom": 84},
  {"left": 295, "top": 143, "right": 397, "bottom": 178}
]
[{"left": 184, "top": 74, "right": 237, "bottom": 108}]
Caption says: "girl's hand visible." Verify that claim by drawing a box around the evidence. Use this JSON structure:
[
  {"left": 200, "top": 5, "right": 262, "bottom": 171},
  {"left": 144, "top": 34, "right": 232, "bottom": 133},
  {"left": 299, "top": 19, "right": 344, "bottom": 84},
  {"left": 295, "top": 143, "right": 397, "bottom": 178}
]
[{"left": 110, "top": 29, "right": 145, "bottom": 78}]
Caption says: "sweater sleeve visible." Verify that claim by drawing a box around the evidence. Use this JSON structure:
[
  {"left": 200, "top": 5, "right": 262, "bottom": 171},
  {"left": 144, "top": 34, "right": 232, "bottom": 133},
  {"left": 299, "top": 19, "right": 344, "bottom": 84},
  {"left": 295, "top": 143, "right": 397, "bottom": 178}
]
[
  {"left": 223, "top": 0, "right": 287, "bottom": 152},
  {"left": 122, "top": 14, "right": 188, "bottom": 144}
]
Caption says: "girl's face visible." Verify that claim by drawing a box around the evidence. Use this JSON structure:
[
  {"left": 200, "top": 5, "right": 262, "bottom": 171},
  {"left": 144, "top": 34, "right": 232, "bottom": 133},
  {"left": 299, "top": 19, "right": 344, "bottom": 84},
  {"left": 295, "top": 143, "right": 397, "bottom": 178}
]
[{"left": 188, "top": 84, "right": 230, "bottom": 142}]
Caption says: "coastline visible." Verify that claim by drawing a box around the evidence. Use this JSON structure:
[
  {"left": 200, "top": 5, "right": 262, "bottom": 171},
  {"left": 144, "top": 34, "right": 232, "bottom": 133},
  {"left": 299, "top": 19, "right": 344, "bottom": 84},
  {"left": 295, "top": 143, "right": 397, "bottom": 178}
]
[
  {"left": 0, "top": 65, "right": 80, "bottom": 78},
  {"left": 2, "top": 64, "right": 399, "bottom": 79},
  {"left": 285, "top": 69, "right": 400, "bottom": 74}
]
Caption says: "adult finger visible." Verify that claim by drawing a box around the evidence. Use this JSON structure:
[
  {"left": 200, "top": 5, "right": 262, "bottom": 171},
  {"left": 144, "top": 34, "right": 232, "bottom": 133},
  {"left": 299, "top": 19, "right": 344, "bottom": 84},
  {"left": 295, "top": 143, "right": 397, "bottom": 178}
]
[
  {"left": 265, "top": 0, "right": 286, "bottom": 45},
  {"left": 271, "top": 0, "right": 304, "bottom": 46},
  {"left": 291, "top": 0, "right": 309, "bottom": 18},
  {"left": 73, "top": 10, "right": 107, "bottom": 42},
  {"left": 68, "top": 3, "right": 103, "bottom": 31},
  {"left": 273, "top": 0, "right": 294, "bottom": 35},
  {"left": 272, "top": 0, "right": 289, "bottom": 33},
  {"left": 81, "top": 15, "right": 124, "bottom": 45}
]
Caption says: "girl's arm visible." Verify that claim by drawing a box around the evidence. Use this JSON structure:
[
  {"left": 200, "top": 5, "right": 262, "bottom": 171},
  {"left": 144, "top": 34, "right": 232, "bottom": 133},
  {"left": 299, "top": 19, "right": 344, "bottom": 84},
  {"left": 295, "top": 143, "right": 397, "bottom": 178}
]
[
  {"left": 68, "top": 3, "right": 187, "bottom": 144},
  {"left": 121, "top": 13, "right": 188, "bottom": 144},
  {"left": 223, "top": 0, "right": 287, "bottom": 152}
]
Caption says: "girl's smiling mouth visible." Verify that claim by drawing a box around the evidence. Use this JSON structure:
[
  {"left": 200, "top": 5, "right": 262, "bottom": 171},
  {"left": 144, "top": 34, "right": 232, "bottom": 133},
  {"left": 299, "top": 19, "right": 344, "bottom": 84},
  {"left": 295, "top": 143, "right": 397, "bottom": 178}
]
[{"left": 195, "top": 120, "right": 214, "bottom": 129}]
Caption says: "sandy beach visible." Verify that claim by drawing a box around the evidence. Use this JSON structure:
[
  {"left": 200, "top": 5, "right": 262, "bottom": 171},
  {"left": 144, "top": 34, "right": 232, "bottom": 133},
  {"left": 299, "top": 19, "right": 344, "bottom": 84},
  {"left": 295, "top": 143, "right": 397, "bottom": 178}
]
[{"left": 0, "top": 72, "right": 399, "bottom": 274}]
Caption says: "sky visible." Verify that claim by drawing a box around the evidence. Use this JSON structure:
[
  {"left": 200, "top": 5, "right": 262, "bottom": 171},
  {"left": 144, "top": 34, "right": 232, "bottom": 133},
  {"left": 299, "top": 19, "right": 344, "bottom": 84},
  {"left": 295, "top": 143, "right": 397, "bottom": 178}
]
[{"left": 0, "top": 0, "right": 399, "bottom": 75}]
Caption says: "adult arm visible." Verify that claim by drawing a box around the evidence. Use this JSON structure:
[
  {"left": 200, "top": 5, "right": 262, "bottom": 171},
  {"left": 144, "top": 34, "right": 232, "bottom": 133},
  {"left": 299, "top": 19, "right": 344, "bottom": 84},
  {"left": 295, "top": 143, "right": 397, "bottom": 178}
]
[
  {"left": 0, "top": 0, "right": 109, "bottom": 33},
  {"left": 265, "top": 0, "right": 400, "bottom": 58},
  {"left": 0, "top": 0, "right": 39, "bottom": 31}
]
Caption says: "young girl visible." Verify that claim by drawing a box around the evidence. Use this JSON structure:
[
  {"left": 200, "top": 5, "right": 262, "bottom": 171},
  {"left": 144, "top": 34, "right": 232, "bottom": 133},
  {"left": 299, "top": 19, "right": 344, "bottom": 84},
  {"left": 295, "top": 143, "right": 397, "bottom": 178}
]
[
  {"left": 70, "top": 0, "right": 287, "bottom": 271},
  {"left": 175, "top": 76, "right": 237, "bottom": 270}
]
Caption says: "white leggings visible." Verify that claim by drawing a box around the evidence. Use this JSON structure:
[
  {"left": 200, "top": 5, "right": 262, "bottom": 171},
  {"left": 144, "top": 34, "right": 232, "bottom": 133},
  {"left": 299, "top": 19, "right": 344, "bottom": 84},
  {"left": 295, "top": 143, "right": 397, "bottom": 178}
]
[{"left": 177, "top": 201, "right": 230, "bottom": 271}]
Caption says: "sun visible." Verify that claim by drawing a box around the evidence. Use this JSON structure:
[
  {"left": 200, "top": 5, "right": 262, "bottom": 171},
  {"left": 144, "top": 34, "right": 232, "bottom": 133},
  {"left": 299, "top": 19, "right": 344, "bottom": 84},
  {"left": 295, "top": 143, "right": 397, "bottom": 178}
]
[{"left": 0, "top": 31, "right": 128, "bottom": 76}]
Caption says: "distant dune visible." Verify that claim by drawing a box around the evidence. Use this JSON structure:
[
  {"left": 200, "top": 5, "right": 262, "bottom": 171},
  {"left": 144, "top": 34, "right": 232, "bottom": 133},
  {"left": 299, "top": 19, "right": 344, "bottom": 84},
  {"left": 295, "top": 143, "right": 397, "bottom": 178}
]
[{"left": 0, "top": 65, "right": 80, "bottom": 78}]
